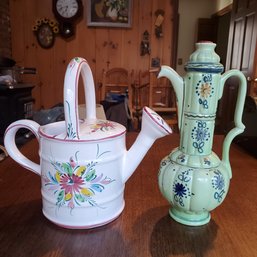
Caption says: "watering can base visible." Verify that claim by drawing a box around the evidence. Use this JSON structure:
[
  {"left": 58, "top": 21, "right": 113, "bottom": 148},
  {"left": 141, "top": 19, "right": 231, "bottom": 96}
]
[
  {"left": 42, "top": 201, "right": 125, "bottom": 229},
  {"left": 169, "top": 207, "right": 211, "bottom": 226}
]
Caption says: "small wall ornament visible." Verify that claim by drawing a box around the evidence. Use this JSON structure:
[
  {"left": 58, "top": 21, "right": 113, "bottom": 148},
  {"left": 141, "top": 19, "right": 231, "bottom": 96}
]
[
  {"left": 32, "top": 18, "right": 59, "bottom": 49},
  {"left": 140, "top": 30, "right": 150, "bottom": 56},
  {"left": 155, "top": 9, "right": 164, "bottom": 38}
]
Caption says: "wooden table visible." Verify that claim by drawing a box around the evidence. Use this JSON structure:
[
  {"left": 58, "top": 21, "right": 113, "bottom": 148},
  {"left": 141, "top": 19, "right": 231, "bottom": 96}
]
[{"left": 0, "top": 133, "right": 257, "bottom": 257}]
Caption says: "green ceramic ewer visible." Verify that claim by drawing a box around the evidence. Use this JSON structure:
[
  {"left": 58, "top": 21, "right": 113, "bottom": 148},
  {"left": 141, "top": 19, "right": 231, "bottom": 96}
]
[{"left": 158, "top": 41, "right": 247, "bottom": 226}]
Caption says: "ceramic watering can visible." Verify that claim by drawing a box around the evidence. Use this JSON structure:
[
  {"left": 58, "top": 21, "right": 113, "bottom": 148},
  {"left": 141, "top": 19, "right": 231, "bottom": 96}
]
[
  {"left": 4, "top": 57, "right": 172, "bottom": 229},
  {"left": 158, "top": 42, "right": 247, "bottom": 226}
]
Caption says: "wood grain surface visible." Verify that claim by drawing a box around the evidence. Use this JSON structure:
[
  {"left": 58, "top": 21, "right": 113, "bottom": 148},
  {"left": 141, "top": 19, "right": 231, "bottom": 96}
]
[{"left": 0, "top": 132, "right": 256, "bottom": 257}]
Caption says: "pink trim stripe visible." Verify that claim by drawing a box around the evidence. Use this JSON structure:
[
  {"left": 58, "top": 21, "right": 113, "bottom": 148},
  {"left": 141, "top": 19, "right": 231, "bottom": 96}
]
[
  {"left": 143, "top": 107, "right": 172, "bottom": 134},
  {"left": 39, "top": 129, "right": 126, "bottom": 143},
  {"left": 4, "top": 123, "right": 40, "bottom": 141}
]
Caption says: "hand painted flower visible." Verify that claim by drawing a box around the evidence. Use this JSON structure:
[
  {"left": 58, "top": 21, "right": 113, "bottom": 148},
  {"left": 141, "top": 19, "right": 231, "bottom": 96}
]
[
  {"left": 194, "top": 126, "right": 209, "bottom": 142},
  {"left": 200, "top": 83, "right": 212, "bottom": 98},
  {"left": 174, "top": 183, "right": 187, "bottom": 197},
  {"left": 44, "top": 152, "right": 115, "bottom": 210},
  {"left": 60, "top": 174, "right": 84, "bottom": 194},
  {"left": 212, "top": 170, "right": 225, "bottom": 190},
  {"left": 91, "top": 121, "right": 116, "bottom": 132}
]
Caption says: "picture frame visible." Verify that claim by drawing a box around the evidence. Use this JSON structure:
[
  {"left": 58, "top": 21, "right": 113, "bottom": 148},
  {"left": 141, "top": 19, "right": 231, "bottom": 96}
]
[
  {"left": 86, "top": 0, "right": 132, "bottom": 28},
  {"left": 36, "top": 23, "right": 55, "bottom": 49}
]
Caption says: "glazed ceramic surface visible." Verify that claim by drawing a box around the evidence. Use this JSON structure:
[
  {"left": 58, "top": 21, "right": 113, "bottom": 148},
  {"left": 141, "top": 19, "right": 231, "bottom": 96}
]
[
  {"left": 4, "top": 57, "right": 172, "bottom": 229},
  {"left": 158, "top": 42, "right": 247, "bottom": 226}
]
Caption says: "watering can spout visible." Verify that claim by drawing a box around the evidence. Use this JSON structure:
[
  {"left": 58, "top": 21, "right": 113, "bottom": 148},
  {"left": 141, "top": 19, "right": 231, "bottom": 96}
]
[
  {"left": 122, "top": 107, "right": 172, "bottom": 183},
  {"left": 158, "top": 66, "right": 184, "bottom": 130}
]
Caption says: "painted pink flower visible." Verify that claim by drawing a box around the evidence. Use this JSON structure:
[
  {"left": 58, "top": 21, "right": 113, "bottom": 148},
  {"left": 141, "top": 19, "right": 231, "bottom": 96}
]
[
  {"left": 69, "top": 157, "right": 76, "bottom": 168},
  {"left": 60, "top": 174, "right": 84, "bottom": 194},
  {"left": 91, "top": 121, "right": 116, "bottom": 132}
]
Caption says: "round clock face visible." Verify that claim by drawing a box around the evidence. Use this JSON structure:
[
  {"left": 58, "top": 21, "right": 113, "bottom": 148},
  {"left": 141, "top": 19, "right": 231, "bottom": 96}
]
[{"left": 56, "top": 0, "right": 79, "bottom": 18}]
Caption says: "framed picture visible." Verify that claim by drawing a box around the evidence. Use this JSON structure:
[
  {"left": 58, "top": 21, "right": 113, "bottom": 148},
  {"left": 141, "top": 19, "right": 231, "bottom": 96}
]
[{"left": 86, "top": 0, "right": 132, "bottom": 28}]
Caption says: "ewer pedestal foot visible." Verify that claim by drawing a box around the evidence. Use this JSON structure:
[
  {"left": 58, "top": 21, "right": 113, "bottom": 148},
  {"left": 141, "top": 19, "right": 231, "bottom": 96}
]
[{"left": 169, "top": 207, "right": 211, "bottom": 226}]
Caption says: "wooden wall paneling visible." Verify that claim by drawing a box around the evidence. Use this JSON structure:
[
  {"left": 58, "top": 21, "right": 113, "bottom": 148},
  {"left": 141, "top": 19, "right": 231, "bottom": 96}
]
[
  {"left": 35, "top": 1, "right": 56, "bottom": 108},
  {"left": 121, "top": 29, "right": 138, "bottom": 72},
  {"left": 22, "top": 0, "right": 42, "bottom": 109},
  {"left": 9, "top": 0, "right": 25, "bottom": 63},
  {"left": 95, "top": 28, "right": 110, "bottom": 101},
  {"left": 149, "top": 0, "right": 158, "bottom": 68},
  {"left": 9, "top": 0, "right": 174, "bottom": 110},
  {"left": 108, "top": 29, "right": 123, "bottom": 68},
  {"left": 138, "top": 0, "right": 152, "bottom": 71},
  {"left": 37, "top": 48, "right": 54, "bottom": 108},
  {"left": 10, "top": 0, "right": 38, "bottom": 109},
  {"left": 149, "top": 0, "right": 173, "bottom": 66},
  {"left": 162, "top": 0, "right": 172, "bottom": 65},
  {"left": 10, "top": 0, "right": 54, "bottom": 109},
  {"left": 0, "top": 0, "right": 12, "bottom": 58},
  {"left": 121, "top": 0, "right": 139, "bottom": 73},
  {"left": 82, "top": 26, "right": 97, "bottom": 104},
  {"left": 52, "top": 38, "right": 67, "bottom": 107},
  {"left": 73, "top": 20, "right": 97, "bottom": 104}
]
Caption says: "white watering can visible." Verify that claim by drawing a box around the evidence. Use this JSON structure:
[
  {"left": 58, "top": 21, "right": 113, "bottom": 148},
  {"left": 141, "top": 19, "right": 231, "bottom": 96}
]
[{"left": 4, "top": 57, "right": 172, "bottom": 229}]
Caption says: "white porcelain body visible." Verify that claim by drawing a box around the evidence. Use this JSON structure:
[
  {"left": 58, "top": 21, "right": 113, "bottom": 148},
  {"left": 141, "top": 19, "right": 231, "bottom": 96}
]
[
  {"left": 40, "top": 122, "right": 127, "bottom": 228},
  {"left": 4, "top": 57, "right": 172, "bottom": 229}
]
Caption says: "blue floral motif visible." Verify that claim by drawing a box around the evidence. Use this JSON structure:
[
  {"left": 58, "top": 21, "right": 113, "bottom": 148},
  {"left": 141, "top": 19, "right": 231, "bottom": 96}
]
[
  {"left": 204, "top": 157, "right": 211, "bottom": 166},
  {"left": 161, "top": 156, "right": 172, "bottom": 167},
  {"left": 212, "top": 170, "right": 225, "bottom": 203},
  {"left": 191, "top": 121, "right": 210, "bottom": 153},
  {"left": 173, "top": 169, "right": 192, "bottom": 207},
  {"left": 174, "top": 183, "right": 187, "bottom": 197},
  {"left": 178, "top": 154, "right": 186, "bottom": 163}
]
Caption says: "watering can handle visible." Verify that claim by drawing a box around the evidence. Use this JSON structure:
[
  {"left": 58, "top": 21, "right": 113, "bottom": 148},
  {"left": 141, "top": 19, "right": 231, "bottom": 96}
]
[
  {"left": 4, "top": 120, "right": 41, "bottom": 175},
  {"left": 219, "top": 70, "right": 247, "bottom": 178},
  {"left": 64, "top": 57, "right": 96, "bottom": 140}
]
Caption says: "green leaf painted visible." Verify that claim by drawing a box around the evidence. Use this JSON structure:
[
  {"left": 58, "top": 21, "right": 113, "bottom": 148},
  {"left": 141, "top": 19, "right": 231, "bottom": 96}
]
[
  {"left": 85, "top": 169, "right": 96, "bottom": 182},
  {"left": 57, "top": 190, "right": 65, "bottom": 204},
  {"left": 62, "top": 163, "right": 73, "bottom": 176}
]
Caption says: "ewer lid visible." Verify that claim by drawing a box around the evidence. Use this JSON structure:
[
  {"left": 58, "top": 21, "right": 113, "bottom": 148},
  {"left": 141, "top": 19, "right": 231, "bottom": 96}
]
[{"left": 185, "top": 41, "right": 224, "bottom": 73}]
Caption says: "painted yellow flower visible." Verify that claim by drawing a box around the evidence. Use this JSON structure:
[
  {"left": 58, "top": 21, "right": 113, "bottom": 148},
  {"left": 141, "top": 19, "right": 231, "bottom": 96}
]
[
  {"left": 81, "top": 188, "right": 93, "bottom": 196},
  {"left": 200, "top": 83, "right": 211, "bottom": 98},
  {"left": 55, "top": 171, "right": 61, "bottom": 182},
  {"left": 76, "top": 166, "right": 86, "bottom": 176},
  {"left": 65, "top": 192, "right": 72, "bottom": 201}
]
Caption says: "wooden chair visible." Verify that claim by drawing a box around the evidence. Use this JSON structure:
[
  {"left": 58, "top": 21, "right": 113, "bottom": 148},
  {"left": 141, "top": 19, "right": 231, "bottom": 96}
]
[
  {"left": 99, "top": 68, "right": 136, "bottom": 128},
  {"left": 132, "top": 70, "right": 150, "bottom": 129},
  {"left": 149, "top": 69, "right": 178, "bottom": 130},
  {"left": 133, "top": 70, "right": 150, "bottom": 111}
]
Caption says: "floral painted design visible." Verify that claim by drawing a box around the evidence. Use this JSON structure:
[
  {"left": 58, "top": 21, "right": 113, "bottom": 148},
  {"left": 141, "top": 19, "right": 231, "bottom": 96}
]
[
  {"left": 90, "top": 121, "right": 116, "bottom": 133},
  {"left": 178, "top": 154, "right": 186, "bottom": 163},
  {"left": 160, "top": 156, "right": 172, "bottom": 167},
  {"left": 66, "top": 100, "right": 77, "bottom": 139},
  {"left": 204, "top": 157, "right": 211, "bottom": 166},
  {"left": 191, "top": 120, "right": 210, "bottom": 153},
  {"left": 173, "top": 169, "right": 192, "bottom": 207},
  {"left": 212, "top": 170, "right": 225, "bottom": 203},
  {"left": 68, "top": 57, "right": 81, "bottom": 72},
  {"left": 195, "top": 74, "right": 214, "bottom": 109},
  {"left": 43, "top": 147, "right": 114, "bottom": 210}
]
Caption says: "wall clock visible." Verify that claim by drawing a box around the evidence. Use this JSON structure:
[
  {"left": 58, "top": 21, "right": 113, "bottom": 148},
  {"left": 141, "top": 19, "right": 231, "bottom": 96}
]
[{"left": 53, "top": 0, "right": 83, "bottom": 38}]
